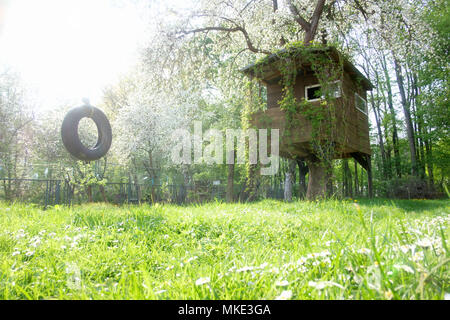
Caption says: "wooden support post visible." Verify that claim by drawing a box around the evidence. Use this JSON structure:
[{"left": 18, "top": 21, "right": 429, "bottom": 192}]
[
  {"left": 351, "top": 152, "right": 373, "bottom": 198},
  {"left": 367, "top": 155, "right": 373, "bottom": 198}
]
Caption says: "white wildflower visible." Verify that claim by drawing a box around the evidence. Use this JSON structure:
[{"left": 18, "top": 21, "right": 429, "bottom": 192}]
[
  {"left": 412, "top": 251, "right": 424, "bottom": 262},
  {"left": 416, "top": 238, "right": 433, "bottom": 248},
  {"left": 185, "top": 256, "right": 198, "bottom": 263},
  {"left": 308, "top": 281, "right": 344, "bottom": 290},
  {"left": 275, "top": 280, "right": 289, "bottom": 287},
  {"left": 357, "top": 248, "right": 371, "bottom": 255},
  {"left": 318, "top": 250, "right": 331, "bottom": 257},
  {"left": 394, "top": 264, "right": 414, "bottom": 274},
  {"left": 155, "top": 290, "right": 167, "bottom": 294},
  {"left": 236, "top": 266, "right": 254, "bottom": 273},
  {"left": 275, "top": 290, "right": 292, "bottom": 300},
  {"left": 269, "top": 267, "right": 280, "bottom": 274},
  {"left": 195, "top": 277, "right": 210, "bottom": 286}
]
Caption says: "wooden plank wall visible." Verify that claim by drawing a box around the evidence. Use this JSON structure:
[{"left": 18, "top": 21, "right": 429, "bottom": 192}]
[{"left": 250, "top": 70, "right": 371, "bottom": 158}]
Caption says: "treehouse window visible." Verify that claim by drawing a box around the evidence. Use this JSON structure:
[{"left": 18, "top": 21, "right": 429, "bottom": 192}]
[
  {"left": 355, "top": 93, "right": 367, "bottom": 115},
  {"left": 305, "top": 81, "right": 341, "bottom": 101},
  {"left": 329, "top": 80, "right": 342, "bottom": 98},
  {"left": 305, "top": 84, "right": 322, "bottom": 101}
]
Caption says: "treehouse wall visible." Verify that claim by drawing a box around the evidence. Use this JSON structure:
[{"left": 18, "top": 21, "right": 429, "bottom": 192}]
[{"left": 250, "top": 71, "right": 371, "bottom": 159}]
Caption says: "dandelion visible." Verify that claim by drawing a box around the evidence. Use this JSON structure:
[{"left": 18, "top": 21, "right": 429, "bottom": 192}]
[
  {"left": 25, "top": 251, "right": 34, "bottom": 257},
  {"left": 384, "top": 290, "right": 394, "bottom": 300},
  {"left": 12, "top": 251, "right": 20, "bottom": 256},
  {"left": 275, "top": 290, "right": 292, "bottom": 300},
  {"left": 195, "top": 277, "right": 210, "bottom": 286}
]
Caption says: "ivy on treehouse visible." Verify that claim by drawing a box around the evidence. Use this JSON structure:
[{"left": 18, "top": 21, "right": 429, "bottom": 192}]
[{"left": 246, "top": 41, "right": 351, "bottom": 164}]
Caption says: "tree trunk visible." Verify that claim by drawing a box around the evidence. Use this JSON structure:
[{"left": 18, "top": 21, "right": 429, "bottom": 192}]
[
  {"left": 226, "top": 162, "right": 234, "bottom": 203},
  {"left": 424, "top": 137, "right": 434, "bottom": 186},
  {"left": 87, "top": 185, "right": 93, "bottom": 202},
  {"left": 343, "top": 159, "right": 352, "bottom": 197},
  {"left": 179, "top": 164, "right": 190, "bottom": 203},
  {"left": 382, "top": 55, "right": 402, "bottom": 178},
  {"left": 146, "top": 151, "right": 157, "bottom": 203},
  {"left": 306, "top": 160, "right": 328, "bottom": 200},
  {"left": 367, "top": 156, "right": 373, "bottom": 198},
  {"left": 100, "top": 185, "right": 107, "bottom": 202},
  {"left": 297, "top": 159, "right": 308, "bottom": 198},
  {"left": 393, "top": 57, "right": 418, "bottom": 176},
  {"left": 370, "top": 81, "right": 388, "bottom": 179},
  {"left": 284, "top": 159, "right": 297, "bottom": 201}
]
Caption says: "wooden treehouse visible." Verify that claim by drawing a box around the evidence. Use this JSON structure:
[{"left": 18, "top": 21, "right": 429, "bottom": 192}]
[{"left": 241, "top": 46, "right": 373, "bottom": 183}]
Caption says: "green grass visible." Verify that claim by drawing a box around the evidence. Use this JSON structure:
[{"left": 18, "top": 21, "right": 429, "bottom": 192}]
[{"left": 0, "top": 198, "right": 448, "bottom": 300}]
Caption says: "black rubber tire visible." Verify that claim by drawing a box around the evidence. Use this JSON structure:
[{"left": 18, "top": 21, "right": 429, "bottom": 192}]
[{"left": 61, "top": 105, "right": 112, "bottom": 161}]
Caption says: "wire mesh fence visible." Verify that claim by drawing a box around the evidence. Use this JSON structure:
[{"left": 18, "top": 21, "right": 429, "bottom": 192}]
[{"left": 0, "top": 177, "right": 292, "bottom": 208}]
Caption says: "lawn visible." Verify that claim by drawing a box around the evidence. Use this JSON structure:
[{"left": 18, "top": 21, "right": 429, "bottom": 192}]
[{"left": 0, "top": 198, "right": 448, "bottom": 300}]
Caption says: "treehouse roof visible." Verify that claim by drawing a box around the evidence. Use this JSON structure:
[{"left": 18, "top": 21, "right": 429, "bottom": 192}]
[{"left": 241, "top": 46, "right": 373, "bottom": 91}]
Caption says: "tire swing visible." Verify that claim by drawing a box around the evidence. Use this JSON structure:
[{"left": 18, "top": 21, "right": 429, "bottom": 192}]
[{"left": 61, "top": 103, "right": 112, "bottom": 161}]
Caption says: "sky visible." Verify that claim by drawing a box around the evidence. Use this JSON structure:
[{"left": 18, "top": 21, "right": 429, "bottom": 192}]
[{"left": 0, "top": 0, "right": 150, "bottom": 111}]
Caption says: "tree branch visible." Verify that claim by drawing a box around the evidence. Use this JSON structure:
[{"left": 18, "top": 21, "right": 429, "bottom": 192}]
[
  {"left": 178, "top": 25, "right": 271, "bottom": 54},
  {"left": 306, "top": 0, "right": 326, "bottom": 43},
  {"left": 287, "top": 0, "right": 311, "bottom": 31}
]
